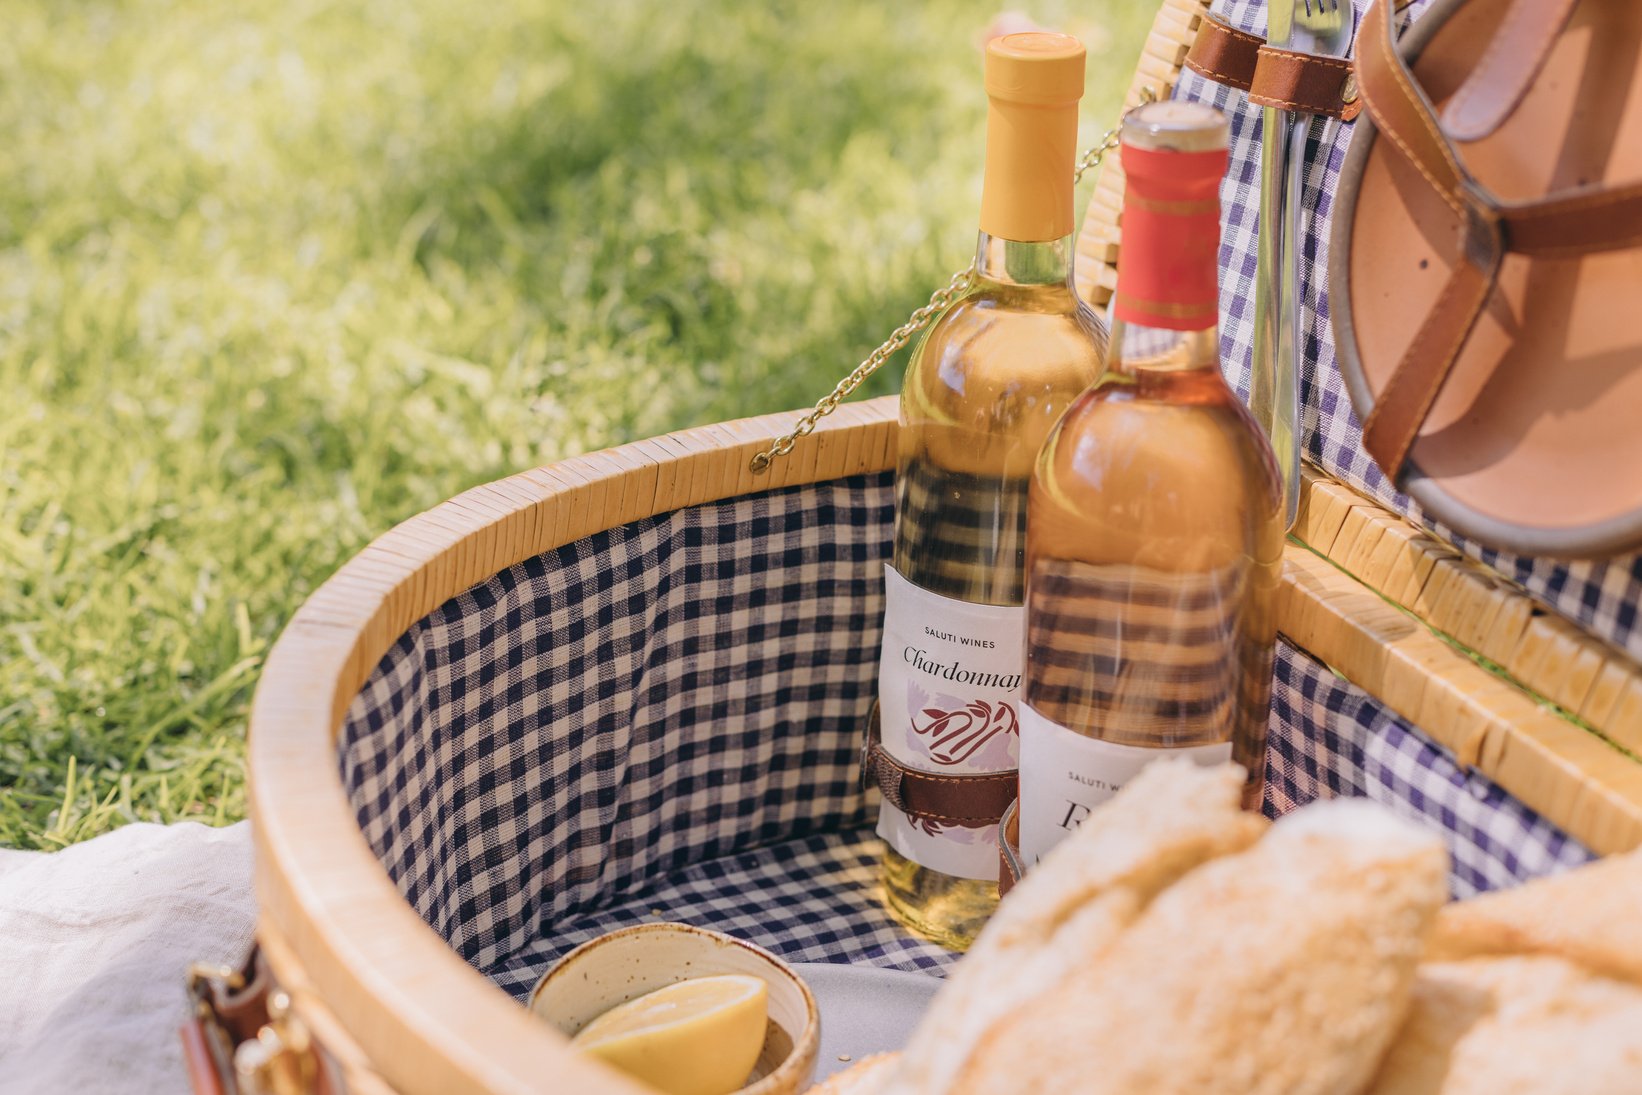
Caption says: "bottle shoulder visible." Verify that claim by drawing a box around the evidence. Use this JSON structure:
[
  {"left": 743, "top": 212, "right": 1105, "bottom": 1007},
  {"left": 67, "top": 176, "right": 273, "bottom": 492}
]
[
  {"left": 904, "top": 288, "right": 1107, "bottom": 409},
  {"left": 1058, "top": 369, "right": 1274, "bottom": 457},
  {"left": 899, "top": 287, "right": 1108, "bottom": 479},
  {"left": 1031, "top": 371, "right": 1284, "bottom": 565}
]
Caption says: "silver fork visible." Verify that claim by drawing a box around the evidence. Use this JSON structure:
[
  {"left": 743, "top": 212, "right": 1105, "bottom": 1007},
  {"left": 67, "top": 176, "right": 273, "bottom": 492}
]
[{"left": 1251, "top": 0, "right": 1350, "bottom": 531}]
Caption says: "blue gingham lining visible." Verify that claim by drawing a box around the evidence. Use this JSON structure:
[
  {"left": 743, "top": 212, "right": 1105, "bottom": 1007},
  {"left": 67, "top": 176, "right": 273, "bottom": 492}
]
[
  {"left": 487, "top": 829, "right": 956, "bottom": 1000},
  {"left": 339, "top": 474, "right": 891, "bottom": 973},
  {"left": 1181, "top": 0, "right": 1642, "bottom": 662},
  {"left": 339, "top": 475, "right": 1595, "bottom": 999},
  {"left": 1265, "top": 641, "right": 1593, "bottom": 898}
]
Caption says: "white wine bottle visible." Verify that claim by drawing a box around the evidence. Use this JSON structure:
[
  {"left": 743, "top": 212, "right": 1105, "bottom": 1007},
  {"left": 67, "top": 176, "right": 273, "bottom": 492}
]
[
  {"left": 1017, "top": 101, "right": 1282, "bottom": 867},
  {"left": 871, "top": 32, "right": 1107, "bottom": 949}
]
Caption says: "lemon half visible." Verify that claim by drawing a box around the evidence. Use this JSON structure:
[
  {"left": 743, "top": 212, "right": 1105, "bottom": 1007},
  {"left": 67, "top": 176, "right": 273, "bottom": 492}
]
[{"left": 571, "top": 974, "right": 769, "bottom": 1095}]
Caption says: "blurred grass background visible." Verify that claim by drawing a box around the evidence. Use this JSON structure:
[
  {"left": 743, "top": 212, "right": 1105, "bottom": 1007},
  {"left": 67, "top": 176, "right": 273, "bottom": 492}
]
[{"left": 0, "top": 0, "right": 1153, "bottom": 849}]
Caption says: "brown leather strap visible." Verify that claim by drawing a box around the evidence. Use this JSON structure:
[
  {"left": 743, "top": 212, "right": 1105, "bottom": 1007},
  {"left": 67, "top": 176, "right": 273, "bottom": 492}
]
[
  {"left": 1184, "top": 14, "right": 1264, "bottom": 93},
  {"left": 1362, "top": 220, "right": 1502, "bottom": 479},
  {"left": 862, "top": 702, "right": 1017, "bottom": 827},
  {"left": 1496, "top": 183, "right": 1642, "bottom": 258},
  {"left": 1442, "top": 0, "right": 1580, "bottom": 141},
  {"left": 1354, "top": 0, "right": 1642, "bottom": 477},
  {"left": 210, "top": 951, "right": 273, "bottom": 1044},
  {"left": 1250, "top": 45, "right": 1362, "bottom": 122},
  {"left": 1184, "top": 14, "right": 1360, "bottom": 120},
  {"left": 181, "top": 1014, "right": 231, "bottom": 1095},
  {"left": 1356, "top": 0, "right": 1466, "bottom": 214}
]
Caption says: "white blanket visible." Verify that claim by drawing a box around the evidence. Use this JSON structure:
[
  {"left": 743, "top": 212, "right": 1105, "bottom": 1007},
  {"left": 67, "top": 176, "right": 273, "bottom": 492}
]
[{"left": 0, "top": 821, "right": 255, "bottom": 1094}]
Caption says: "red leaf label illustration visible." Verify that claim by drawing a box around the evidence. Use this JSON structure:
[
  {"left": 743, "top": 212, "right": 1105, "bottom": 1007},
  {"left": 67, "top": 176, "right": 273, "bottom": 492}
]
[
  {"left": 910, "top": 700, "right": 1019, "bottom": 766},
  {"left": 914, "top": 815, "right": 948, "bottom": 837}
]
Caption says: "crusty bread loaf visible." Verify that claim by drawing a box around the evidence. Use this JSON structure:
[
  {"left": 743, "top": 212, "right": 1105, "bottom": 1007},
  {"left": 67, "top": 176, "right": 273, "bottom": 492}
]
[
  {"left": 1367, "top": 956, "right": 1642, "bottom": 1094},
  {"left": 1426, "top": 849, "right": 1642, "bottom": 986},
  {"left": 810, "top": 766, "right": 1642, "bottom": 1095},
  {"left": 805, "top": 1052, "right": 900, "bottom": 1095},
  {"left": 952, "top": 798, "right": 1448, "bottom": 1095},
  {"left": 881, "top": 760, "right": 1266, "bottom": 1095}
]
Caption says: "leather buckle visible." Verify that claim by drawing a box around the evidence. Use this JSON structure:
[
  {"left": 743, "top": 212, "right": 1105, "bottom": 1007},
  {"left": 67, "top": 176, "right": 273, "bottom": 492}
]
[{"left": 182, "top": 944, "right": 334, "bottom": 1095}]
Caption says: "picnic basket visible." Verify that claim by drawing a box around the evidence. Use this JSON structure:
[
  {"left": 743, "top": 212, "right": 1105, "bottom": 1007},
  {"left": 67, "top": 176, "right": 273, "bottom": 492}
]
[{"left": 235, "top": 1, "right": 1642, "bottom": 1092}]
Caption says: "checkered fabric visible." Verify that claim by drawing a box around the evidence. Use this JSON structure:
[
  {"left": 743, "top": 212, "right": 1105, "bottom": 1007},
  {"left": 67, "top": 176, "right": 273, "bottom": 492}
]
[
  {"left": 1265, "top": 640, "right": 1594, "bottom": 898},
  {"left": 339, "top": 476, "right": 1593, "bottom": 1000},
  {"left": 894, "top": 458, "right": 1026, "bottom": 602},
  {"left": 1182, "top": 0, "right": 1642, "bottom": 663},
  {"left": 487, "top": 829, "right": 957, "bottom": 1000},
  {"left": 339, "top": 473, "right": 894, "bottom": 974}
]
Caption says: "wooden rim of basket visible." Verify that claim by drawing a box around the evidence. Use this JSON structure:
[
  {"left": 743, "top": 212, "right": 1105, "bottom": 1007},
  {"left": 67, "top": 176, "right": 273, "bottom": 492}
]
[{"left": 252, "top": 394, "right": 1642, "bottom": 1095}]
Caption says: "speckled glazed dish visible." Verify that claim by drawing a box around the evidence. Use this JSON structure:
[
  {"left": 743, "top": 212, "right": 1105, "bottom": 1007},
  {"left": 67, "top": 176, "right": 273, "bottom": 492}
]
[{"left": 529, "top": 923, "right": 820, "bottom": 1095}]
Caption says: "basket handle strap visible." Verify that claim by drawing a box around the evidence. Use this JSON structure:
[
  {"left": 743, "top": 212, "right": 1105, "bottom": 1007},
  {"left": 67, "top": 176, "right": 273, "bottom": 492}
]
[{"left": 1354, "top": 0, "right": 1642, "bottom": 478}]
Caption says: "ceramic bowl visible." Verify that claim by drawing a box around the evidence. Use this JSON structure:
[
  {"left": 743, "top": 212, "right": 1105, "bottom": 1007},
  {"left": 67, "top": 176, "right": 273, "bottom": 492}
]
[{"left": 529, "top": 923, "right": 820, "bottom": 1095}]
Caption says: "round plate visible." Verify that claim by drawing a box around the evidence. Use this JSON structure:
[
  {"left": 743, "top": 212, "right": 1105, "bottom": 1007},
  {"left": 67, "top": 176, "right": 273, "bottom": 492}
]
[{"left": 790, "top": 962, "right": 941, "bottom": 1081}]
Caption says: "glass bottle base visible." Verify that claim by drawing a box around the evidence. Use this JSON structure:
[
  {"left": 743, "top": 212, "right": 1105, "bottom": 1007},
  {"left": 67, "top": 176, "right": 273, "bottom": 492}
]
[{"left": 880, "top": 847, "right": 998, "bottom": 952}]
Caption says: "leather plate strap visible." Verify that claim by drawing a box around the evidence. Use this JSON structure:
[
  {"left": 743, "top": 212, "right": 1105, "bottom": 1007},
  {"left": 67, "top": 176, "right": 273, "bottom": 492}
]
[
  {"left": 1354, "top": 0, "right": 1642, "bottom": 478},
  {"left": 1442, "top": 0, "right": 1580, "bottom": 141},
  {"left": 862, "top": 702, "right": 1018, "bottom": 828}
]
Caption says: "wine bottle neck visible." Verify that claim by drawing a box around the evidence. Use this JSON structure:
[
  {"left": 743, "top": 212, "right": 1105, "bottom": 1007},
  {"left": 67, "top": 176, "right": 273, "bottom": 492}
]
[
  {"left": 1108, "top": 128, "right": 1227, "bottom": 379},
  {"left": 1106, "top": 318, "right": 1222, "bottom": 377},
  {"left": 974, "top": 231, "right": 1076, "bottom": 289}
]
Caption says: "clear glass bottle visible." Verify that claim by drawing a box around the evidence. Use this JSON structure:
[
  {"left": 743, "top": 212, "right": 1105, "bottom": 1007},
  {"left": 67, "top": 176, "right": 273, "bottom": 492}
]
[
  {"left": 876, "top": 32, "right": 1108, "bottom": 949},
  {"left": 1017, "top": 101, "right": 1282, "bottom": 867}
]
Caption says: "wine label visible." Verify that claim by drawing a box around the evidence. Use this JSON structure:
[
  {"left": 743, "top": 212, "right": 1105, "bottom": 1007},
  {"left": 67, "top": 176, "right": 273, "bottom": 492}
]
[
  {"left": 876, "top": 564, "right": 1024, "bottom": 881},
  {"left": 1018, "top": 701, "right": 1231, "bottom": 866}
]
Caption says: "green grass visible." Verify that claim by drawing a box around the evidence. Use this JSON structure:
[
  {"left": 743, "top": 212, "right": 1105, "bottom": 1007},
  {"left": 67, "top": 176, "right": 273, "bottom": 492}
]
[{"left": 0, "top": 0, "right": 1154, "bottom": 849}]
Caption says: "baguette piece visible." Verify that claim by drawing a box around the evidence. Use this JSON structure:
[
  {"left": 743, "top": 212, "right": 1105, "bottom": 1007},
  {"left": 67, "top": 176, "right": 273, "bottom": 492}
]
[
  {"left": 882, "top": 761, "right": 1267, "bottom": 1095},
  {"left": 1368, "top": 956, "right": 1642, "bottom": 1094},
  {"left": 805, "top": 1053, "right": 900, "bottom": 1095},
  {"left": 1426, "top": 849, "right": 1642, "bottom": 985},
  {"left": 953, "top": 798, "right": 1448, "bottom": 1095}
]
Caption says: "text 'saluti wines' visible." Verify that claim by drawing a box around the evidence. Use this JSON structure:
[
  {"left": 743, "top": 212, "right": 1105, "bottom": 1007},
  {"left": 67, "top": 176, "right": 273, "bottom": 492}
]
[
  {"left": 1018, "top": 101, "right": 1282, "bottom": 866},
  {"left": 877, "top": 32, "right": 1108, "bottom": 949}
]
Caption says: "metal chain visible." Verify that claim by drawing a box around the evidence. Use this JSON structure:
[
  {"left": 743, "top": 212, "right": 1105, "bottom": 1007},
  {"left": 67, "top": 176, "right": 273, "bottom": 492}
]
[
  {"left": 746, "top": 267, "right": 973, "bottom": 474},
  {"left": 749, "top": 92, "right": 1150, "bottom": 475}
]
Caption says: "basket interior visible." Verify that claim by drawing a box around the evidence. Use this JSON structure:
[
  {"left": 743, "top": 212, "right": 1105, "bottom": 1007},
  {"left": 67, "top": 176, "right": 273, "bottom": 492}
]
[{"left": 338, "top": 473, "right": 1592, "bottom": 1002}]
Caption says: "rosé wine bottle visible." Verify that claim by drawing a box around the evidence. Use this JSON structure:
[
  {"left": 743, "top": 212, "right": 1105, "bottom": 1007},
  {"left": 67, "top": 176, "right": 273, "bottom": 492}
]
[{"left": 1017, "top": 101, "right": 1282, "bottom": 868}]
